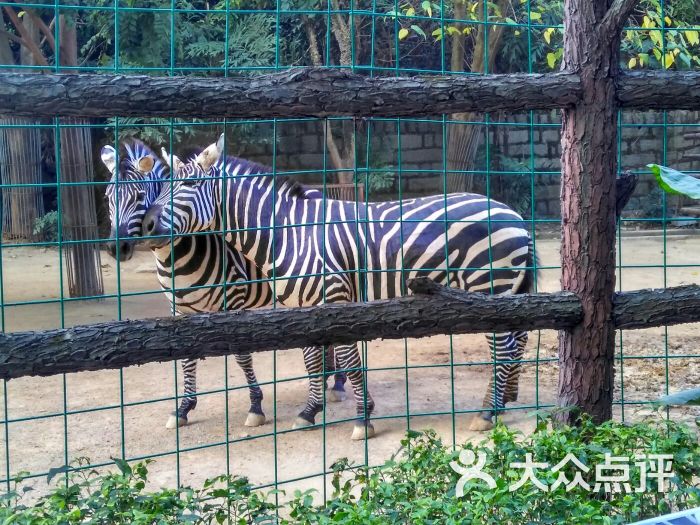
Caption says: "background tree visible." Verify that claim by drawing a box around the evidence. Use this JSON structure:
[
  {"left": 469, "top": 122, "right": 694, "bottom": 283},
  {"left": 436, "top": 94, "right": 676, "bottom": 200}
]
[
  {"left": 0, "top": 7, "right": 45, "bottom": 241},
  {"left": 0, "top": 4, "right": 104, "bottom": 297}
]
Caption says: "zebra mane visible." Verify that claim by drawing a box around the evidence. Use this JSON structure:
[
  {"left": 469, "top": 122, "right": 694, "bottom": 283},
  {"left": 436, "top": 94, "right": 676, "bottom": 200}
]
[{"left": 212, "top": 154, "right": 310, "bottom": 199}]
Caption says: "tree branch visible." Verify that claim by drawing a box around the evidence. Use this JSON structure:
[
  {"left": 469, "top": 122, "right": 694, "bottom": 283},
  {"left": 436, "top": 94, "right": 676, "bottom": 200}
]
[
  {"left": 2, "top": 6, "right": 47, "bottom": 66},
  {"left": 0, "top": 25, "right": 23, "bottom": 46},
  {"left": 600, "top": 0, "right": 638, "bottom": 37},
  {"left": 26, "top": 10, "right": 55, "bottom": 53},
  {"left": 303, "top": 16, "right": 323, "bottom": 67}
]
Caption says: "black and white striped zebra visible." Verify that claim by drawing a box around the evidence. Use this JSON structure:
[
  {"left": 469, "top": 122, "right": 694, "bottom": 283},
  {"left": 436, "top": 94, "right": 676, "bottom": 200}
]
[
  {"left": 100, "top": 140, "right": 347, "bottom": 429},
  {"left": 143, "top": 134, "right": 536, "bottom": 440}
]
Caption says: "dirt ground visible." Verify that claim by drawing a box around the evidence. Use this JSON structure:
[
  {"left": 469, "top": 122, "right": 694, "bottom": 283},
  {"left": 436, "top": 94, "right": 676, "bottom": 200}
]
[{"left": 0, "top": 234, "right": 699, "bottom": 500}]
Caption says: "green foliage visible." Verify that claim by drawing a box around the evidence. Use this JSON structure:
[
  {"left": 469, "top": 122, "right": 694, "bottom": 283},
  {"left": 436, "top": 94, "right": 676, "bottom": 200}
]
[
  {"left": 623, "top": 0, "right": 700, "bottom": 70},
  {"left": 287, "top": 417, "right": 700, "bottom": 524},
  {"left": 385, "top": 0, "right": 700, "bottom": 72},
  {"left": 32, "top": 211, "right": 58, "bottom": 242},
  {"left": 5, "top": 417, "right": 699, "bottom": 524},
  {"left": 2, "top": 458, "right": 278, "bottom": 524},
  {"left": 648, "top": 164, "right": 700, "bottom": 199}
]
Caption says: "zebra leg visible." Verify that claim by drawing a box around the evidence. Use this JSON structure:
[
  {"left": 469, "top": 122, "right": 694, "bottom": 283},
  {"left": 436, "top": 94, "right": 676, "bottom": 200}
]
[
  {"left": 334, "top": 343, "right": 375, "bottom": 440},
  {"left": 292, "top": 346, "right": 325, "bottom": 429},
  {"left": 234, "top": 353, "right": 266, "bottom": 427},
  {"left": 166, "top": 358, "right": 198, "bottom": 429},
  {"left": 325, "top": 346, "right": 347, "bottom": 403},
  {"left": 503, "top": 331, "right": 528, "bottom": 404},
  {"left": 469, "top": 333, "right": 518, "bottom": 432}
]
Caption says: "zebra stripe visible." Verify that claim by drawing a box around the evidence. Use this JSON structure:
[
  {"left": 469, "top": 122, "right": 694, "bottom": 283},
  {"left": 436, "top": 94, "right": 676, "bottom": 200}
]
[
  {"left": 146, "top": 135, "right": 536, "bottom": 437},
  {"left": 101, "top": 140, "right": 346, "bottom": 428}
]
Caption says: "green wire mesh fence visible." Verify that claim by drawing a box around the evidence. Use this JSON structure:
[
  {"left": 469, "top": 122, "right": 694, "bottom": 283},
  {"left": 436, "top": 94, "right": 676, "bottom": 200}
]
[{"left": 0, "top": 0, "right": 698, "bottom": 504}]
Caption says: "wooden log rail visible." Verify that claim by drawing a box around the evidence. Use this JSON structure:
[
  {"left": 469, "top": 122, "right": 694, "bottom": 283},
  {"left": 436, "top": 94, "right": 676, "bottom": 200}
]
[
  {"left": 0, "top": 278, "right": 699, "bottom": 381},
  {"left": 1, "top": 69, "right": 700, "bottom": 119}
]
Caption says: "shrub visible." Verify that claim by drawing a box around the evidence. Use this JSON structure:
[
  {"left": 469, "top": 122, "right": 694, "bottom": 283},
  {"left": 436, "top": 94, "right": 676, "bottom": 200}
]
[
  {"left": 3, "top": 416, "right": 699, "bottom": 524},
  {"left": 32, "top": 211, "right": 59, "bottom": 242}
]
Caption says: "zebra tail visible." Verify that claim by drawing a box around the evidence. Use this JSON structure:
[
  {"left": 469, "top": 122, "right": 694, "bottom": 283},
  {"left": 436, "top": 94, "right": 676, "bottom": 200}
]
[{"left": 516, "top": 238, "right": 539, "bottom": 295}]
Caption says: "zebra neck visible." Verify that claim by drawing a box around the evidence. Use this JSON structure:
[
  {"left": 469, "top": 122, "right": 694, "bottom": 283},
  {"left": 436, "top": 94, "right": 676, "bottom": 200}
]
[
  {"left": 151, "top": 236, "right": 185, "bottom": 266},
  {"left": 219, "top": 172, "right": 296, "bottom": 275}
]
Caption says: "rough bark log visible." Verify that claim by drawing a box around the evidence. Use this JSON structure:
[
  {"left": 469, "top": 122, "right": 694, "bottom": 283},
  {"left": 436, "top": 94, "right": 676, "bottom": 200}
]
[
  {"left": 2, "top": 70, "right": 699, "bottom": 120},
  {"left": 58, "top": 15, "right": 104, "bottom": 298},
  {"left": 616, "top": 71, "right": 700, "bottom": 109},
  {"left": 0, "top": 69, "right": 582, "bottom": 118},
  {"left": 1, "top": 282, "right": 700, "bottom": 381},
  {"left": 0, "top": 284, "right": 583, "bottom": 380},
  {"left": 613, "top": 285, "right": 700, "bottom": 329},
  {"left": 557, "top": 0, "right": 636, "bottom": 425}
]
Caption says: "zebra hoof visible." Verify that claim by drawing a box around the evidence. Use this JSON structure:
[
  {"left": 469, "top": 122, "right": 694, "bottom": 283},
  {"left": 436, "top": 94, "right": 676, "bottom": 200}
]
[
  {"left": 328, "top": 389, "right": 346, "bottom": 403},
  {"left": 351, "top": 422, "right": 375, "bottom": 441},
  {"left": 468, "top": 415, "right": 494, "bottom": 432},
  {"left": 244, "top": 412, "right": 266, "bottom": 427},
  {"left": 165, "top": 414, "right": 188, "bottom": 429},
  {"left": 292, "top": 417, "right": 316, "bottom": 430}
]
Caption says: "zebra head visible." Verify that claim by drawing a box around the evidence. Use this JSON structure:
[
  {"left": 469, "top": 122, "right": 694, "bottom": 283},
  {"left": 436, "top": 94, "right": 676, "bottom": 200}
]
[
  {"left": 100, "top": 140, "right": 166, "bottom": 261},
  {"left": 142, "top": 135, "right": 224, "bottom": 248}
]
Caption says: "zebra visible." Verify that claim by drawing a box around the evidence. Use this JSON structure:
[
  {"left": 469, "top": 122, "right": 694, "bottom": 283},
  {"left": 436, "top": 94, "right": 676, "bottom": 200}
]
[
  {"left": 100, "top": 139, "right": 347, "bottom": 429},
  {"left": 142, "top": 134, "right": 536, "bottom": 440}
]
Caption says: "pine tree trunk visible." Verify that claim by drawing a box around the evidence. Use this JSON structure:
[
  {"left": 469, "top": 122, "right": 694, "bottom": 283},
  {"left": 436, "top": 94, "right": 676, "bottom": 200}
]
[
  {"left": 0, "top": 11, "right": 44, "bottom": 240},
  {"left": 0, "top": 117, "right": 43, "bottom": 240},
  {"left": 58, "top": 15, "right": 103, "bottom": 298},
  {"left": 556, "top": 0, "right": 632, "bottom": 424},
  {"left": 445, "top": 0, "right": 508, "bottom": 193}
]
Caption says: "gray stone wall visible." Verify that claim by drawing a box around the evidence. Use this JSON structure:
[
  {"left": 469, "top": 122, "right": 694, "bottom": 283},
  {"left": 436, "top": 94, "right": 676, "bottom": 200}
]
[{"left": 234, "top": 111, "right": 700, "bottom": 218}]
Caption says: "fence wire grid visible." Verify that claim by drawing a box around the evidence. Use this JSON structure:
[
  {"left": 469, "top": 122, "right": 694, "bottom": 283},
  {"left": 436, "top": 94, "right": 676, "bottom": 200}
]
[{"left": 0, "top": 0, "right": 699, "bottom": 505}]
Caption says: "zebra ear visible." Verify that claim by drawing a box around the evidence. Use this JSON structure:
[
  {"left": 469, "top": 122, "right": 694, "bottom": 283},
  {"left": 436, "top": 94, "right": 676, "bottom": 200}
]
[
  {"left": 196, "top": 136, "right": 224, "bottom": 171},
  {"left": 100, "top": 145, "right": 116, "bottom": 173},
  {"left": 137, "top": 155, "right": 155, "bottom": 173},
  {"left": 160, "top": 148, "right": 184, "bottom": 174}
]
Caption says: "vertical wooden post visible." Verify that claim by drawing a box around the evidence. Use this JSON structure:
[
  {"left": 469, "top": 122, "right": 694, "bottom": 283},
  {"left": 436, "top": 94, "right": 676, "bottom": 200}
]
[
  {"left": 59, "top": 15, "right": 104, "bottom": 298},
  {"left": 557, "top": 0, "right": 637, "bottom": 424}
]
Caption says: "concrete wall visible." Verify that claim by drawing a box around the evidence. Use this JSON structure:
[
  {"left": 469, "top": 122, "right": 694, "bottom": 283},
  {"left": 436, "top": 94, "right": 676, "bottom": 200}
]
[{"left": 233, "top": 110, "right": 700, "bottom": 218}]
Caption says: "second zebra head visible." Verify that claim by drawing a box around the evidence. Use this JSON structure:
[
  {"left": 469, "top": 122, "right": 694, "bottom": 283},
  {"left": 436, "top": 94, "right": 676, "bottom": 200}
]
[
  {"left": 100, "top": 140, "right": 167, "bottom": 261},
  {"left": 142, "top": 136, "right": 225, "bottom": 248}
]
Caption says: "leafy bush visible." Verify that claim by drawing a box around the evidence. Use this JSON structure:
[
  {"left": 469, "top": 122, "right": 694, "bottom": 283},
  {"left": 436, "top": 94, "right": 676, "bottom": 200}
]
[
  {"left": 32, "top": 211, "right": 59, "bottom": 242},
  {"left": 3, "top": 417, "right": 699, "bottom": 524},
  {"left": 2, "top": 458, "right": 277, "bottom": 524},
  {"left": 290, "top": 416, "right": 700, "bottom": 524}
]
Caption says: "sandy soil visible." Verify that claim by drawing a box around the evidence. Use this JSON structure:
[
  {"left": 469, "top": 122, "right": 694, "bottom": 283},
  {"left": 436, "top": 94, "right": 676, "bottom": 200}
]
[{"left": 0, "top": 234, "right": 699, "bottom": 500}]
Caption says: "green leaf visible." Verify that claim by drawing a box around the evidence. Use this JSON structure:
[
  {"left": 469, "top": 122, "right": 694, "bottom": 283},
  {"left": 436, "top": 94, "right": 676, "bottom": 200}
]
[
  {"left": 658, "top": 388, "right": 700, "bottom": 406},
  {"left": 546, "top": 52, "right": 557, "bottom": 69},
  {"left": 685, "top": 30, "right": 699, "bottom": 45},
  {"left": 411, "top": 25, "right": 426, "bottom": 38},
  {"left": 648, "top": 164, "right": 700, "bottom": 199},
  {"left": 112, "top": 457, "right": 132, "bottom": 476},
  {"left": 543, "top": 27, "right": 554, "bottom": 44},
  {"left": 421, "top": 1, "right": 432, "bottom": 17},
  {"left": 398, "top": 28, "right": 409, "bottom": 40}
]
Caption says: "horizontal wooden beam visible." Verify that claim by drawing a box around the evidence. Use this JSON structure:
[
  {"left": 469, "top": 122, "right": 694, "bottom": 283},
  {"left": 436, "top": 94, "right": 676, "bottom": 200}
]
[
  {"left": 1, "top": 69, "right": 579, "bottom": 118},
  {"left": 2, "top": 69, "right": 699, "bottom": 119},
  {"left": 0, "top": 280, "right": 699, "bottom": 381},
  {"left": 616, "top": 71, "right": 700, "bottom": 110}
]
